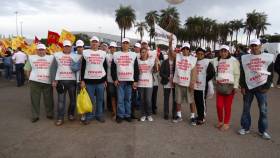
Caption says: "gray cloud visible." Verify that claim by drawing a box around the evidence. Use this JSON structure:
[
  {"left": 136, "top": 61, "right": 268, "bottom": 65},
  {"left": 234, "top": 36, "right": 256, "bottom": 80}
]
[{"left": 0, "top": 0, "right": 279, "bottom": 34}]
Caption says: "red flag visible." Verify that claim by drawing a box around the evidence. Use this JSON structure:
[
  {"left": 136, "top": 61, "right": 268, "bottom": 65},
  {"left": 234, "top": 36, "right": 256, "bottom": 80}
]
[
  {"left": 34, "top": 36, "right": 40, "bottom": 44},
  {"left": 47, "top": 31, "right": 60, "bottom": 46}
]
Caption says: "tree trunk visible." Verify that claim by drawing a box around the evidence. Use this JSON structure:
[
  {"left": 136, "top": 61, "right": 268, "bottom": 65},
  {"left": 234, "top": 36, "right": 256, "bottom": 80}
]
[
  {"left": 124, "top": 27, "right": 126, "bottom": 38},
  {"left": 235, "top": 31, "right": 238, "bottom": 44},
  {"left": 149, "top": 35, "right": 152, "bottom": 47},
  {"left": 230, "top": 34, "right": 233, "bottom": 46},
  {"left": 121, "top": 28, "right": 123, "bottom": 43}
]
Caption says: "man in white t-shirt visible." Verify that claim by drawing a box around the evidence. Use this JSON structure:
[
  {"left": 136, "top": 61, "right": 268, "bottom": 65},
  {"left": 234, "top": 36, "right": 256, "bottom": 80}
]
[
  {"left": 80, "top": 36, "right": 108, "bottom": 123},
  {"left": 24, "top": 44, "right": 54, "bottom": 123},
  {"left": 111, "top": 38, "right": 139, "bottom": 123},
  {"left": 172, "top": 40, "right": 197, "bottom": 125},
  {"left": 52, "top": 40, "right": 81, "bottom": 126},
  {"left": 238, "top": 39, "right": 274, "bottom": 140},
  {"left": 12, "top": 47, "right": 27, "bottom": 87}
]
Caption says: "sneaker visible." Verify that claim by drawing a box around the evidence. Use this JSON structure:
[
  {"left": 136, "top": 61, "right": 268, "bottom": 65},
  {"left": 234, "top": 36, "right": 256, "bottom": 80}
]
[
  {"left": 55, "top": 120, "right": 64, "bottom": 126},
  {"left": 147, "top": 116, "right": 154, "bottom": 122},
  {"left": 196, "top": 119, "right": 205, "bottom": 125},
  {"left": 140, "top": 116, "right": 146, "bottom": 122},
  {"left": 116, "top": 117, "right": 123, "bottom": 123},
  {"left": 277, "top": 85, "right": 280, "bottom": 89},
  {"left": 172, "top": 116, "right": 183, "bottom": 123},
  {"left": 46, "top": 116, "right": 53, "bottom": 120},
  {"left": 31, "top": 117, "right": 39, "bottom": 123},
  {"left": 260, "top": 132, "right": 271, "bottom": 140},
  {"left": 80, "top": 120, "right": 90, "bottom": 125},
  {"left": 190, "top": 117, "right": 196, "bottom": 126},
  {"left": 68, "top": 115, "right": 75, "bottom": 121},
  {"left": 96, "top": 117, "right": 105, "bottom": 123},
  {"left": 238, "top": 129, "right": 250, "bottom": 135},
  {"left": 164, "top": 115, "right": 169, "bottom": 120},
  {"left": 125, "top": 117, "right": 132, "bottom": 122}
]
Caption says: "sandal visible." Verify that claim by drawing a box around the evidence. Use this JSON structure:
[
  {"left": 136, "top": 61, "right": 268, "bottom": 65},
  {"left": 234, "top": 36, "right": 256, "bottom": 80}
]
[
  {"left": 220, "top": 124, "right": 230, "bottom": 131},
  {"left": 215, "top": 123, "right": 223, "bottom": 129}
]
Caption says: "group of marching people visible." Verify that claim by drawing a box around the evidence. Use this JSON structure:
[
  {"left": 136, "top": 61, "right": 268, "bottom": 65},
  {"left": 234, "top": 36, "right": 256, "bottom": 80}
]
[{"left": 23, "top": 35, "right": 274, "bottom": 140}]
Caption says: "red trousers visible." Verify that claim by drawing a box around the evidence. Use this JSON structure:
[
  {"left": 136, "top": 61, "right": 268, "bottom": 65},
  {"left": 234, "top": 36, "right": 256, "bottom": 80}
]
[{"left": 216, "top": 92, "right": 234, "bottom": 124}]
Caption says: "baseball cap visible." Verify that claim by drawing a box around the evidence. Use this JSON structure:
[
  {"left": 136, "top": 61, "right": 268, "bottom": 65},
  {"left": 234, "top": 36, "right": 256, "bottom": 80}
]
[
  {"left": 76, "top": 40, "right": 84, "bottom": 47},
  {"left": 37, "top": 44, "right": 46, "bottom": 50},
  {"left": 90, "top": 36, "right": 100, "bottom": 42},
  {"left": 109, "top": 42, "right": 117, "bottom": 48},
  {"left": 250, "top": 39, "right": 261, "bottom": 45},
  {"left": 181, "top": 42, "right": 190, "bottom": 50},
  {"left": 63, "top": 40, "right": 72, "bottom": 47},
  {"left": 122, "top": 38, "right": 130, "bottom": 43},
  {"left": 219, "top": 45, "right": 229, "bottom": 51},
  {"left": 141, "top": 40, "right": 148, "bottom": 44},
  {"left": 134, "top": 43, "right": 141, "bottom": 48}
]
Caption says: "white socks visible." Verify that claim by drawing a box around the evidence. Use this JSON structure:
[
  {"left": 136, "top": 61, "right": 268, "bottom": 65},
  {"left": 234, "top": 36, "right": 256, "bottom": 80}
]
[{"left": 190, "top": 113, "right": 195, "bottom": 119}]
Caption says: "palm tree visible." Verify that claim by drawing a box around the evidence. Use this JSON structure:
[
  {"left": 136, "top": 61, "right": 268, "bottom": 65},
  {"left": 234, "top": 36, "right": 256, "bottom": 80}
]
[
  {"left": 230, "top": 19, "right": 244, "bottom": 44},
  {"left": 135, "top": 21, "right": 148, "bottom": 40},
  {"left": 255, "top": 12, "right": 270, "bottom": 38},
  {"left": 218, "top": 22, "right": 230, "bottom": 44},
  {"left": 145, "top": 10, "right": 159, "bottom": 45},
  {"left": 159, "top": 7, "right": 180, "bottom": 34},
  {"left": 228, "top": 21, "right": 235, "bottom": 45},
  {"left": 115, "top": 5, "right": 136, "bottom": 42},
  {"left": 244, "top": 10, "right": 259, "bottom": 45}
]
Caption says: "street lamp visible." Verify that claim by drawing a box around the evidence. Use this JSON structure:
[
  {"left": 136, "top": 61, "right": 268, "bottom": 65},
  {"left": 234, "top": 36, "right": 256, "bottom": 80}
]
[
  {"left": 14, "top": 11, "right": 18, "bottom": 36},
  {"left": 20, "top": 21, "right": 23, "bottom": 37}
]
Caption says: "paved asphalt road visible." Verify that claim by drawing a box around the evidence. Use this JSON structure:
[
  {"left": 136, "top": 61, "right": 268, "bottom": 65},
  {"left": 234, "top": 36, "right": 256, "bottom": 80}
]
[{"left": 0, "top": 77, "right": 280, "bottom": 158}]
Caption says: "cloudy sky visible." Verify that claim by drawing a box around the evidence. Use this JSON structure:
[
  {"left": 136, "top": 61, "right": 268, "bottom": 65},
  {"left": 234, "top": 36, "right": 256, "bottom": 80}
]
[{"left": 0, "top": 0, "right": 279, "bottom": 42}]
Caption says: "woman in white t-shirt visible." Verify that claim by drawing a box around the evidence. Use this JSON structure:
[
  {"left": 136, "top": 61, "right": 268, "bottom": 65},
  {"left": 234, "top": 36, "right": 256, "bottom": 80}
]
[
  {"left": 215, "top": 45, "right": 240, "bottom": 131},
  {"left": 138, "top": 47, "right": 157, "bottom": 122}
]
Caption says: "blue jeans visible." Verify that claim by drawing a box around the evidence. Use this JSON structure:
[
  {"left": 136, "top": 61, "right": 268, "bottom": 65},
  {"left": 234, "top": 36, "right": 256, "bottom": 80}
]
[
  {"left": 4, "top": 65, "right": 13, "bottom": 80},
  {"left": 241, "top": 91, "right": 268, "bottom": 133},
  {"left": 57, "top": 80, "right": 76, "bottom": 120},
  {"left": 117, "top": 82, "right": 132, "bottom": 118},
  {"left": 138, "top": 87, "right": 153, "bottom": 116},
  {"left": 15, "top": 63, "right": 25, "bottom": 86},
  {"left": 85, "top": 83, "right": 105, "bottom": 120}
]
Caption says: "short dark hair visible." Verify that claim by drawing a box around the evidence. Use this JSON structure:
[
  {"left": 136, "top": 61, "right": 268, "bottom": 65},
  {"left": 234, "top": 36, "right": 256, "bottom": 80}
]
[{"left": 196, "top": 47, "right": 206, "bottom": 53}]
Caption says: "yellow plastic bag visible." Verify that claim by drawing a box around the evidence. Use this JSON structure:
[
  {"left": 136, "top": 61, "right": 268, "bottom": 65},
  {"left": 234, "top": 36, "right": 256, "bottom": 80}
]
[{"left": 76, "top": 88, "right": 93, "bottom": 114}]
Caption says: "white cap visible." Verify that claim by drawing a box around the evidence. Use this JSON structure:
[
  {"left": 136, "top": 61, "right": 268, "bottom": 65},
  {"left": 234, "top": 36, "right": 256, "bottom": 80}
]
[
  {"left": 76, "top": 40, "right": 84, "bottom": 47},
  {"left": 181, "top": 42, "right": 190, "bottom": 49},
  {"left": 250, "top": 39, "right": 261, "bottom": 45},
  {"left": 109, "top": 42, "right": 117, "bottom": 48},
  {"left": 141, "top": 40, "right": 148, "bottom": 44},
  {"left": 134, "top": 43, "right": 141, "bottom": 48},
  {"left": 37, "top": 44, "right": 46, "bottom": 50},
  {"left": 220, "top": 45, "right": 230, "bottom": 51},
  {"left": 90, "top": 36, "right": 100, "bottom": 42},
  {"left": 122, "top": 38, "right": 130, "bottom": 43},
  {"left": 63, "top": 40, "right": 72, "bottom": 47}
]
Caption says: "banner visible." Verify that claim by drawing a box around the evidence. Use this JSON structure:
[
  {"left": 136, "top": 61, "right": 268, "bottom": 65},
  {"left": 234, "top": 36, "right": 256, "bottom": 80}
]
[{"left": 154, "top": 23, "right": 177, "bottom": 49}]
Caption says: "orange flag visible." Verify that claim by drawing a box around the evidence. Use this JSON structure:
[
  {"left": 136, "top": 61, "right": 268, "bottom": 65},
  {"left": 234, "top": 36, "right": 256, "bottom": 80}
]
[
  {"left": 59, "top": 29, "right": 76, "bottom": 44},
  {"left": 47, "top": 44, "right": 62, "bottom": 54}
]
